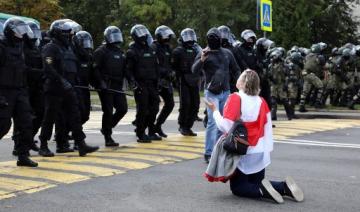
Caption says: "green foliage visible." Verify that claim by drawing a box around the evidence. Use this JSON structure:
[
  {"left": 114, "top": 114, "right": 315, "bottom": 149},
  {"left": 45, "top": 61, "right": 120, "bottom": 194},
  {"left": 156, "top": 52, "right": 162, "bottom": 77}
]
[{"left": 56, "top": 0, "right": 359, "bottom": 49}]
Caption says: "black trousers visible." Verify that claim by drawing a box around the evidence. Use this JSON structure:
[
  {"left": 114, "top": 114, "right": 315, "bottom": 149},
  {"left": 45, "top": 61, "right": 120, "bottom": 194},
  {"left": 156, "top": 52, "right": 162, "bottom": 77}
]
[
  {"left": 156, "top": 87, "right": 174, "bottom": 126},
  {"left": 54, "top": 88, "right": 90, "bottom": 147},
  {"left": 260, "top": 79, "right": 272, "bottom": 110},
  {"left": 13, "top": 85, "right": 44, "bottom": 150},
  {"left": 0, "top": 88, "right": 33, "bottom": 155},
  {"left": 98, "top": 91, "right": 128, "bottom": 136},
  {"left": 134, "top": 82, "right": 160, "bottom": 136},
  {"left": 39, "top": 89, "right": 86, "bottom": 143},
  {"left": 178, "top": 82, "right": 200, "bottom": 129}
]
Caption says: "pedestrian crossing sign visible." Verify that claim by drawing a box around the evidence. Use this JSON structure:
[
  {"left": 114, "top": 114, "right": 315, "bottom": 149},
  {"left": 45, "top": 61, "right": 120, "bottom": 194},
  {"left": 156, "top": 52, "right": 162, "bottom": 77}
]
[{"left": 260, "top": 0, "right": 272, "bottom": 32}]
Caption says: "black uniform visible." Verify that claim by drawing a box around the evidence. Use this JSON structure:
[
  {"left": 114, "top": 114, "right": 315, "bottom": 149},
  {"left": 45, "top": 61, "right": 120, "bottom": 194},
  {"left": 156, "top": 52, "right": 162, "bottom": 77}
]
[
  {"left": 152, "top": 41, "right": 175, "bottom": 133},
  {"left": 172, "top": 44, "right": 200, "bottom": 132},
  {"left": 0, "top": 39, "right": 34, "bottom": 158},
  {"left": 235, "top": 43, "right": 272, "bottom": 108},
  {"left": 126, "top": 42, "right": 160, "bottom": 139},
  {"left": 93, "top": 44, "right": 128, "bottom": 138},
  {"left": 39, "top": 38, "right": 98, "bottom": 156}
]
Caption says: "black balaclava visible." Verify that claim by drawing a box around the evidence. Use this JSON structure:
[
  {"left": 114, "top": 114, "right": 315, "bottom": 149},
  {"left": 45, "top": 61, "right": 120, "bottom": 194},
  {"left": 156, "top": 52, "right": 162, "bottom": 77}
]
[{"left": 206, "top": 28, "right": 221, "bottom": 50}]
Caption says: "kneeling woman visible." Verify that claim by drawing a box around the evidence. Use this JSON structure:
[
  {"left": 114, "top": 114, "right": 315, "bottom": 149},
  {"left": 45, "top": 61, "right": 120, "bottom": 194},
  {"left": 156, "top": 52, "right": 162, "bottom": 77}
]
[{"left": 205, "top": 69, "right": 304, "bottom": 204}]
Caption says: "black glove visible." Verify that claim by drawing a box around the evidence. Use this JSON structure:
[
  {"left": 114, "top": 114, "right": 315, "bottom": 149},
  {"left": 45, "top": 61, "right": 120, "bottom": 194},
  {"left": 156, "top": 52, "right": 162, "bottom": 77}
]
[{"left": 0, "top": 96, "right": 8, "bottom": 108}]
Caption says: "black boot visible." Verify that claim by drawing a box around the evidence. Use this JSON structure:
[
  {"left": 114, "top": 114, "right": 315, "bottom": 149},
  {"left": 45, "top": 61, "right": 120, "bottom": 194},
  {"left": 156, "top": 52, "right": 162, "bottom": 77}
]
[
  {"left": 284, "top": 176, "right": 304, "bottom": 202},
  {"left": 260, "top": 179, "right": 284, "bottom": 204},
  {"left": 148, "top": 127, "right": 162, "bottom": 141},
  {"left": 39, "top": 140, "right": 55, "bottom": 157},
  {"left": 104, "top": 134, "right": 119, "bottom": 147},
  {"left": 56, "top": 140, "right": 74, "bottom": 153},
  {"left": 283, "top": 101, "right": 292, "bottom": 120},
  {"left": 17, "top": 155, "right": 38, "bottom": 167},
  {"left": 179, "top": 127, "right": 190, "bottom": 136},
  {"left": 137, "top": 134, "right": 152, "bottom": 143},
  {"left": 155, "top": 124, "right": 167, "bottom": 138},
  {"left": 187, "top": 129, "right": 197, "bottom": 136},
  {"left": 31, "top": 142, "right": 40, "bottom": 152},
  {"left": 76, "top": 140, "right": 99, "bottom": 157}
]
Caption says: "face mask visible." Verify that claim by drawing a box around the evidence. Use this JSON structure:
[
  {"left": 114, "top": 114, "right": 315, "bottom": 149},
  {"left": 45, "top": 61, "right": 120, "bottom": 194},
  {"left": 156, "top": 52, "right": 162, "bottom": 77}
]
[{"left": 207, "top": 36, "right": 221, "bottom": 50}]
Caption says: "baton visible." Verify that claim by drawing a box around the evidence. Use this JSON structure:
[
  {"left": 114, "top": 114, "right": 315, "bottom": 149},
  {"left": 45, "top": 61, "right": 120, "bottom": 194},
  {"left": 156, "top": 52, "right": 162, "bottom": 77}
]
[{"left": 74, "top": 86, "right": 133, "bottom": 97}]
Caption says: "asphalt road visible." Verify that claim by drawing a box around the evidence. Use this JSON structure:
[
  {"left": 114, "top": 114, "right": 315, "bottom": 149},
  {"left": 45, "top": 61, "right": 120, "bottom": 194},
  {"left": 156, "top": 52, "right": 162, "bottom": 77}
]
[{"left": 0, "top": 111, "right": 359, "bottom": 212}]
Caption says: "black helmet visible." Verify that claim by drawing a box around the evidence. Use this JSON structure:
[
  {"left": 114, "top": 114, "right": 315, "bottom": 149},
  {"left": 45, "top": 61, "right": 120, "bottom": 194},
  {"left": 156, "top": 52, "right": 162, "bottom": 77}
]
[
  {"left": 331, "top": 47, "right": 340, "bottom": 56},
  {"left": 276, "top": 47, "right": 286, "bottom": 58},
  {"left": 25, "top": 20, "right": 41, "bottom": 40},
  {"left": 299, "top": 47, "right": 310, "bottom": 56},
  {"left": 180, "top": 28, "right": 197, "bottom": 43},
  {"left": 342, "top": 48, "right": 352, "bottom": 60},
  {"left": 73, "top": 31, "right": 93, "bottom": 49},
  {"left": 311, "top": 43, "right": 321, "bottom": 54},
  {"left": 130, "top": 24, "right": 151, "bottom": 46},
  {"left": 49, "top": 19, "right": 73, "bottom": 46},
  {"left": 104, "top": 26, "right": 123, "bottom": 44},
  {"left": 0, "top": 22, "right": 4, "bottom": 40},
  {"left": 256, "top": 37, "right": 275, "bottom": 50},
  {"left": 4, "top": 17, "right": 33, "bottom": 41},
  {"left": 154, "top": 25, "right": 175, "bottom": 41},
  {"left": 68, "top": 21, "right": 82, "bottom": 35},
  {"left": 290, "top": 52, "right": 303, "bottom": 65},
  {"left": 269, "top": 49, "right": 282, "bottom": 62},
  {"left": 217, "top": 25, "right": 232, "bottom": 45},
  {"left": 241, "top": 29, "right": 256, "bottom": 43},
  {"left": 318, "top": 42, "right": 327, "bottom": 52}
]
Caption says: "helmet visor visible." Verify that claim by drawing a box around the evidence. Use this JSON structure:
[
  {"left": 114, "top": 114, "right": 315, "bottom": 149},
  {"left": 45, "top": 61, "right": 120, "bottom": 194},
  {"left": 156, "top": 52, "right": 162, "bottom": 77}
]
[
  {"left": 13, "top": 24, "right": 33, "bottom": 39},
  {"left": 82, "top": 39, "right": 94, "bottom": 49},
  {"left": 107, "top": 32, "right": 123, "bottom": 44},
  {"left": 181, "top": 30, "right": 197, "bottom": 42},
  {"left": 160, "top": 28, "right": 175, "bottom": 39},
  {"left": 32, "top": 28, "right": 42, "bottom": 40},
  {"left": 133, "top": 27, "right": 148, "bottom": 37}
]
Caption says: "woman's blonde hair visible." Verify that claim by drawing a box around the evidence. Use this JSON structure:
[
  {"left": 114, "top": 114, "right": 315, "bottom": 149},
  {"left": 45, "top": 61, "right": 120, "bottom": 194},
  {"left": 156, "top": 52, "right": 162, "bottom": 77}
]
[{"left": 236, "top": 69, "right": 260, "bottom": 96}]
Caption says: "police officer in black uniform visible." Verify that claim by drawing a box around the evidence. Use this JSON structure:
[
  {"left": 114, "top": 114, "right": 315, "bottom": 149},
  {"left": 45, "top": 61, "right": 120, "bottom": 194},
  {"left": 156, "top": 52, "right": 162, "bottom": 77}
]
[
  {"left": 93, "top": 26, "right": 128, "bottom": 146},
  {"left": 73, "top": 31, "right": 94, "bottom": 126},
  {"left": 172, "top": 28, "right": 200, "bottom": 136},
  {"left": 39, "top": 20, "right": 99, "bottom": 157},
  {"left": 152, "top": 25, "right": 176, "bottom": 138},
  {"left": 0, "top": 17, "right": 38, "bottom": 167},
  {"left": 126, "top": 24, "right": 161, "bottom": 143},
  {"left": 218, "top": 25, "right": 240, "bottom": 93}
]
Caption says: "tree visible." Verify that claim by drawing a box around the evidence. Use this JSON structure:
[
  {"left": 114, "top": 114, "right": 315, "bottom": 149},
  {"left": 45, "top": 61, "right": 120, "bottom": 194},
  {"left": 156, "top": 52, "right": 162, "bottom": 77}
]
[{"left": 0, "top": 0, "right": 63, "bottom": 28}]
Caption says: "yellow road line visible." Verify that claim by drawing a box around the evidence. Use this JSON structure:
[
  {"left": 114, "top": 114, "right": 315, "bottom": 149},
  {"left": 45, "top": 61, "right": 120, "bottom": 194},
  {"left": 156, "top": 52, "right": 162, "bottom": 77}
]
[
  {"left": 118, "top": 148, "right": 201, "bottom": 159},
  {"left": 0, "top": 177, "right": 55, "bottom": 194},
  {"left": 133, "top": 143, "right": 203, "bottom": 153},
  {"left": 94, "top": 151, "right": 181, "bottom": 164},
  {"left": 159, "top": 141, "right": 204, "bottom": 148},
  {"left": 34, "top": 161, "right": 123, "bottom": 177},
  {"left": 0, "top": 191, "right": 16, "bottom": 200},
  {"left": 33, "top": 155, "right": 152, "bottom": 170},
  {"left": 0, "top": 162, "right": 89, "bottom": 184}
]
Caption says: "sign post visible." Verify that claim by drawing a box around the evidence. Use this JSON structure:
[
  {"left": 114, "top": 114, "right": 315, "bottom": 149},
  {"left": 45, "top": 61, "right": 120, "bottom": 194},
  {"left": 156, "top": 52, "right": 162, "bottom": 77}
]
[{"left": 260, "top": 0, "right": 272, "bottom": 34}]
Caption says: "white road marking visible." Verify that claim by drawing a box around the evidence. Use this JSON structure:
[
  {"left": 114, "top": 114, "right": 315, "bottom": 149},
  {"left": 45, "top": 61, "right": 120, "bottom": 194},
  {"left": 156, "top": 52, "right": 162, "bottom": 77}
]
[{"left": 276, "top": 138, "right": 360, "bottom": 149}]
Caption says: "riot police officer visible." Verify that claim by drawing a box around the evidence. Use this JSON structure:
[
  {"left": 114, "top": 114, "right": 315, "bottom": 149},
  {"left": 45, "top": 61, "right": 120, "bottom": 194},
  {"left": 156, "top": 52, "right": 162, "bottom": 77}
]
[
  {"left": 268, "top": 50, "right": 292, "bottom": 120},
  {"left": 0, "top": 17, "right": 38, "bottom": 167},
  {"left": 93, "top": 26, "right": 128, "bottom": 146},
  {"left": 172, "top": 28, "right": 201, "bottom": 136},
  {"left": 218, "top": 25, "right": 240, "bottom": 93},
  {"left": 73, "top": 31, "right": 94, "bottom": 125},
  {"left": 39, "top": 20, "right": 99, "bottom": 156},
  {"left": 299, "top": 43, "right": 326, "bottom": 112},
  {"left": 126, "top": 24, "right": 161, "bottom": 143},
  {"left": 286, "top": 52, "right": 303, "bottom": 118},
  {"left": 152, "top": 25, "right": 176, "bottom": 138},
  {"left": 12, "top": 20, "right": 43, "bottom": 155}
]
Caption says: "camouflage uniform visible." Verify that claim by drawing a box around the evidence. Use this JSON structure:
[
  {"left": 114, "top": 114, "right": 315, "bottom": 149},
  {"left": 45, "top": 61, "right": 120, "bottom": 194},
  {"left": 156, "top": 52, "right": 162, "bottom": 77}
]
[
  {"left": 269, "top": 61, "right": 292, "bottom": 120},
  {"left": 299, "top": 53, "right": 324, "bottom": 111}
]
